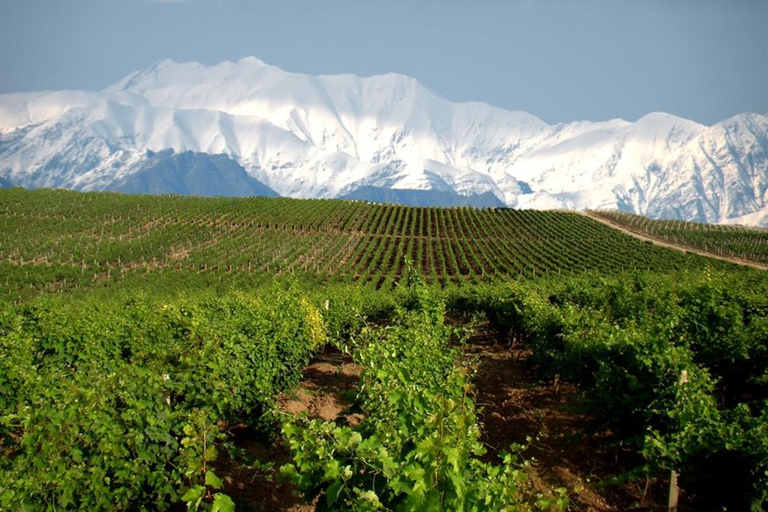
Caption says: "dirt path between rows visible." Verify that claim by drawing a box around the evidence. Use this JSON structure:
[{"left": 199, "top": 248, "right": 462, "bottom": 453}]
[
  {"left": 577, "top": 210, "right": 768, "bottom": 270},
  {"left": 222, "top": 329, "right": 676, "bottom": 511},
  {"left": 219, "top": 347, "right": 362, "bottom": 512},
  {"left": 465, "top": 325, "right": 669, "bottom": 512}
]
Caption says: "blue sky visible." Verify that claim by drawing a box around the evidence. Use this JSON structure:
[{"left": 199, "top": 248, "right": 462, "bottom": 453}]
[{"left": 1, "top": 0, "right": 766, "bottom": 125}]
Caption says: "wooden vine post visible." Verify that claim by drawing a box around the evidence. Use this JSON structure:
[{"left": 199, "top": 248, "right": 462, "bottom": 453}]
[
  {"left": 669, "top": 369, "right": 689, "bottom": 512},
  {"left": 668, "top": 470, "right": 679, "bottom": 512}
]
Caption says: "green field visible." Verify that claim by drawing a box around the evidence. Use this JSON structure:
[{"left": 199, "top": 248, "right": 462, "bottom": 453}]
[
  {"left": 1, "top": 189, "right": 767, "bottom": 511},
  {"left": 591, "top": 209, "right": 768, "bottom": 266},
  {"left": 0, "top": 188, "right": 732, "bottom": 301}
]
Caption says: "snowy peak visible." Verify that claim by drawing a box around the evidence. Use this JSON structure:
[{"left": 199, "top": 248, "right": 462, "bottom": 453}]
[
  {"left": 115, "top": 56, "right": 272, "bottom": 89},
  {"left": 109, "top": 58, "right": 546, "bottom": 146},
  {"left": 1, "top": 58, "right": 767, "bottom": 226},
  {"left": 0, "top": 90, "right": 100, "bottom": 131}
]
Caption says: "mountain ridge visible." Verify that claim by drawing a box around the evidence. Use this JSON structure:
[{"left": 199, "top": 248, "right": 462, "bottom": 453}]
[{"left": 1, "top": 57, "right": 766, "bottom": 225}]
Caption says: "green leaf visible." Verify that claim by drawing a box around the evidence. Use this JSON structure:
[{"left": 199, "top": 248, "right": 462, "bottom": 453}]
[
  {"left": 181, "top": 485, "right": 206, "bottom": 511},
  {"left": 355, "top": 489, "right": 383, "bottom": 506},
  {"left": 205, "top": 469, "right": 223, "bottom": 489},
  {"left": 402, "top": 463, "right": 425, "bottom": 482},
  {"left": 323, "top": 459, "right": 341, "bottom": 481},
  {"left": 278, "top": 464, "right": 299, "bottom": 483},
  {"left": 211, "top": 493, "right": 235, "bottom": 512},
  {"left": 444, "top": 447, "right": 460, "bottom": 472},
  {"left": 181, "top": 485, "right": 205, "bottom": 502},
  {"left": 326, "top": 481, "right": 344, "bottom": 505},
  {"left": 204, "top": 445, "right": 219, "bottom": 462}
]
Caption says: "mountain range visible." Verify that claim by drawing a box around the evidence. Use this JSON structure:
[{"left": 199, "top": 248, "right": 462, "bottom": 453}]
[{"left": 1, "top": 57, "right": 767, "bottom": 225}]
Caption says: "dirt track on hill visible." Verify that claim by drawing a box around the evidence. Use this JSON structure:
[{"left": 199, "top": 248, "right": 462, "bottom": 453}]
[{"left": 576, "top": 210, "right": 768, "bottom": 270}]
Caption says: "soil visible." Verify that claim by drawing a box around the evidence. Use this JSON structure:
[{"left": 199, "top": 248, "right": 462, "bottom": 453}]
[
  {"left": 218, "top": 346, "right": 362, "bottom": 512},
  {"left": 464, "top": 324, "right": 670, "bottom": 512},
  {"left": 278, "top": 348, "right": 363, "bottom": 427}
]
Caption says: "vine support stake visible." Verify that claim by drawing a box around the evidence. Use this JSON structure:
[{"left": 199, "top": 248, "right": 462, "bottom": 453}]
[
  {"left": 668, "top": 470, "right": 679, "bottom": 512},
  {"left": 669, "top": 368, "right": 687, "bottom": 512}
]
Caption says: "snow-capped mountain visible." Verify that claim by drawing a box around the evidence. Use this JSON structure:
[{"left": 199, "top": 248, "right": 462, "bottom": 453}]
[{"left": 1, "top": 57, "right": 767, "bottom": 225}]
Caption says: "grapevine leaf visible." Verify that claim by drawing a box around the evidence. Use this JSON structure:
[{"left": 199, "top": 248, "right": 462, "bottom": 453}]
[
  {"left": 326, "top": 481, "right": 344, "bottom": 505},
  {"left": 205, "top": 469, "right": 223, "bottom": 489},
  {"left": 211, "top": 493, "right": 235, "bottom": 512}
]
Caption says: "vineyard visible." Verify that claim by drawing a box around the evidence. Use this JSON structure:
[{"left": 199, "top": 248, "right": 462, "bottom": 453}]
[
  {"left": 590, "top": 210, "right": 768, "bottom": 266},
  {"left": 1, "top": 188, "right": 767, "bottom": 512},
  {"left": 0, "top": 188, "right": 734, "bottom": 301}
]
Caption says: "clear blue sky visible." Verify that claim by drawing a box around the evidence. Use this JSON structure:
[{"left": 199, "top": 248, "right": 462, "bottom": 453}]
[{"left": 1, "top": 0, "right": 766, "bottom": 125}]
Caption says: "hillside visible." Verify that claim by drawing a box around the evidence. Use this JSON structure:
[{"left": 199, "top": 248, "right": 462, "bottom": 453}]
[{"left": 0, "top": 188, "right": 735, "bottom": 301}]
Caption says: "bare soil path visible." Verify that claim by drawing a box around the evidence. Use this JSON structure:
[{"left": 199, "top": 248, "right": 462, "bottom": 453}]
[
  {"left": 464, "top": 324, "right": 669, "bottom": 512},
  {"left": 578, "top": 210, "right": 768, "bottom": 270},
  {"left": 219, "top": 347, "right": 362, "bottom": 512}
]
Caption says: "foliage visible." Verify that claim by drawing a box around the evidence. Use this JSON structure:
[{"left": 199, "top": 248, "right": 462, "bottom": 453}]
[
  {"left": 280, "top": 284, "right": 567, "bottom": 511},
  {"left": 0, "top": 289, "right": 328, "bottom": 510},
  {"left": 445, "top": 271, "right": 768, "bottom": 510}
]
